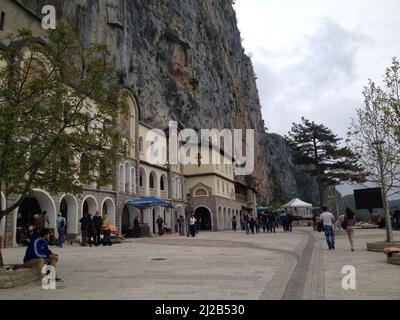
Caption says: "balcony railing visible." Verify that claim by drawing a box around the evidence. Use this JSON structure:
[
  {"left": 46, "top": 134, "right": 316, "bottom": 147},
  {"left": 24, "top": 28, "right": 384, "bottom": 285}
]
[
  {"left": 235, "top": 193, "right": 248, "bottom": 203},
  {"left": 138, "top": 186, "right": 147, "bottom": 197},
  {"left": 149, "top": 189, "right": 158, "bottom": 197},
  {"left": 160, "top": 190, "right": 168, "bottom": 199}
]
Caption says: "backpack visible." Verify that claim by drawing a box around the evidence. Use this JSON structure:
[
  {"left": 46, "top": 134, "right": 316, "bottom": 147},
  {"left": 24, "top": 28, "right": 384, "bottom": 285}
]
[{"left": 341, "top": 217, "right": 347, "bottom": 230}]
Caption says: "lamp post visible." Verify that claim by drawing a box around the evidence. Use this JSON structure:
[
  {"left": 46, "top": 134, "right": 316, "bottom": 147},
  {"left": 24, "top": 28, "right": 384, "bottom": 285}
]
[{"left": 371, "top": 139, "right": 393, "bottom": 243}]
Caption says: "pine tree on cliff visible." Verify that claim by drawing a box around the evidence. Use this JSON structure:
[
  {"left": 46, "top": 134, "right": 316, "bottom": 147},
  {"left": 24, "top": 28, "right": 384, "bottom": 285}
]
[{"left": 285, "top": 118, "right": 365, "bottom": 208}]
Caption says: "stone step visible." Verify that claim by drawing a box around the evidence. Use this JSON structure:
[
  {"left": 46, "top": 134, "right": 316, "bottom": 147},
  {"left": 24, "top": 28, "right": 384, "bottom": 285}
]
[{"left": 0, "top": 267, "right": 40, "bottom": 289}]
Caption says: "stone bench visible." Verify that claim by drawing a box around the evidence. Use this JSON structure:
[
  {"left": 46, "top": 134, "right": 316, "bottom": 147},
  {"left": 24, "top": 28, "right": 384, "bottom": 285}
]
[
  {"left": 367, "top": 241, "right": 400, "bottom": 252},
  {"left": 0, "top": 266, "right": 40, "bottom": 289},
  {"left": 387, "top": 253, "right": 400, "bottom": 265}
]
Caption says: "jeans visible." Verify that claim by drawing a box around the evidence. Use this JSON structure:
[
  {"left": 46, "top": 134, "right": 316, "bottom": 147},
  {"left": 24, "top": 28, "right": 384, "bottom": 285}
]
[
  {"left": 323, "top": 225, "right": 335, "bottom": 248},
  {"left": 94, "top": 228, "right": 101, "bottom": 244},
  {"left": 190, "top": 225, "right": 196, "bottom": 237},
  {"left": 245, "top": 222, "right": 250, "bottom": 235},
  {"left": 268, "top": 222, "right": 276, "bottom": 233},
  {"left": 57, "top": 228, "right": 64, "bottom": 247},
  {"left": 178, "top": 223, "right": 184, "bottom": 236},
  {"left": 262, "top": 223, "right": 267, "bottom": 233}
]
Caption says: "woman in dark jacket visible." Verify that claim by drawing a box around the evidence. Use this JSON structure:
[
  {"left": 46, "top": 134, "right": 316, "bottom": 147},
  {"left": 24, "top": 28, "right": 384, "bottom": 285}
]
[
  {"left": 80, "top": 212, "right": 90, "bottom": 246},
  {"left": 87, "top": 214, "right": 95, "bottom": 247},
  {"left": 249, "top": 217, "right": 255, "bottom": 234}
]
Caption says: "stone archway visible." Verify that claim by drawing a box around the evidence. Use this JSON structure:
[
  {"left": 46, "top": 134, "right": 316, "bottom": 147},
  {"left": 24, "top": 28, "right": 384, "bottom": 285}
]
[
  {"left": 16, "top": 189, "right": 57, "bottom": 245},
  {"left": 81, "top": 196, "right": 98, "bottom": 220},
  {"left": 194, "top": 206, "right": 212, "bottom": 231},
  {"left": 59, "top": 194, "right": 78, "bottom": 235},
  {"left": 121, "top": 204, "right": 139, "bottom": 236},
  {"left": 101, "top": 198, "right": 116, "bottom": 225}
]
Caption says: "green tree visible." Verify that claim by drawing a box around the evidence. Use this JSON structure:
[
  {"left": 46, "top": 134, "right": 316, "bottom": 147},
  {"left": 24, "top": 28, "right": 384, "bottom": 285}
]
[
  {"left": 347, "top": 58, "right": 400, "bottom": 242},
  {"left": 0, "top": 23, "right": 128, "bottom": 265},
  {"left": 286, "top": 118, "right": 365, "bottom": 208}
]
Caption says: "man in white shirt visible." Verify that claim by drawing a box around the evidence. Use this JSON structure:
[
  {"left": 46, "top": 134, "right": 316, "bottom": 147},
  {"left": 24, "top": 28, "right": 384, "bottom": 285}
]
[
  {"left": 189, "top": 214, "right": 197, "bottom": 237},
  {"left": 320, "top": 207, "right": 336, "bottom": 250}
]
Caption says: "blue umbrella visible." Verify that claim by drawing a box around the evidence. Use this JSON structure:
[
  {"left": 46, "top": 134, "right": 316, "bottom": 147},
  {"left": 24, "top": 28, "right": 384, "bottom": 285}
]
[{"left": 125, "top": 197, "right": 175, "bottom": 209}]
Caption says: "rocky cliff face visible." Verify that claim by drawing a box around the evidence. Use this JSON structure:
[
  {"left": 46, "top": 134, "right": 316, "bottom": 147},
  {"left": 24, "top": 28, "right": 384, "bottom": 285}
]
[{"left": 58, "top": 0, "right": 273, "bottom": 199}]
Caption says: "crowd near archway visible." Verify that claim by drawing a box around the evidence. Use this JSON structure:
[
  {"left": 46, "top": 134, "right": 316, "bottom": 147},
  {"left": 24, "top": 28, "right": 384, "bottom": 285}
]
[{"left": 194, "top": 207, "right": 212, "bottom": 231}]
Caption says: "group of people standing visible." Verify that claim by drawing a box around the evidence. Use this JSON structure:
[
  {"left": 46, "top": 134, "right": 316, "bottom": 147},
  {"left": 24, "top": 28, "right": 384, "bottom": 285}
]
[
  {"left": 25, "top": 211, "right": 67, "bottom": 247},
  {"left": 239, "top": 211, "right": 293, "bottom": 235},
  {"left": 79, "top": 211, "right": 112, "bottom": 246},
  {"left": 176, "top": 214, "right": 198, "bottom": 237}
]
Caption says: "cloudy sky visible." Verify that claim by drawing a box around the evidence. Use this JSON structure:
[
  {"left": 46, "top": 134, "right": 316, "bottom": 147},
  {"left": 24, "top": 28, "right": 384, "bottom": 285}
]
[{"left": 234, "top": 0, "right": 400, "bottom": 139}]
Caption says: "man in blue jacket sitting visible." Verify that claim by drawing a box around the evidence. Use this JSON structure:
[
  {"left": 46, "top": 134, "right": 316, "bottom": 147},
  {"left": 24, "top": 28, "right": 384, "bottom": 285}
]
[{"left": 23, "top": 228, "right": 62, "bottom": 282}]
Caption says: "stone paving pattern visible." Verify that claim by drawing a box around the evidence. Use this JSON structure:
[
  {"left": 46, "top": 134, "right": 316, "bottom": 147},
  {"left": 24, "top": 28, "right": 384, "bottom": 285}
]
[{"left": 0, "top": 228, "right": 399, "bottom": 299}]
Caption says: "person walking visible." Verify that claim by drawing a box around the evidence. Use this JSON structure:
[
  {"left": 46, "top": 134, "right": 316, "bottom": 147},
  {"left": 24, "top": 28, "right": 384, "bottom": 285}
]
[
  {"left": 262, "top": 213, "right": 268, "bottom": 233},
  {"left": 268, "top": 212, "right": 276, "bottom": 233},
  {"left": 244, "top": 214, "right": 250, "bottom": 235},
  {"left": 280, "top": 212, "right": 288, "bottom": 232},
  {"left": 189, "top": 214, "right": 197, "bottom": 237},
  {"left": 287, "top": 212, "right": 293, "bottom": 232},
  {"left": 343, "top": 208, "right": 357, "bottom": 251},
  {"left": 177, "top": 215, "right": 184, "bottom": 236},
  {"left": 320, "top": 206, "right": 336, "bottom": 250},
  {"left": 56, "top": 213, "right": 66, "bottom": 248},
  {"left": 232, "top": 216, "right": 237, "bottom": 232},
  {"left": 79, "top": 212, "right": 89, "bottom": 246},
  {"left": 249, "top": 217, "right": 255, "bottom": 234},
  {"left": 87, "top": 214, "right": 95, "bottom": 247},
  {"left": 102, "top": 213, "right": 112, "bottom": 246},
  {"left": 254, "top": 217, "right": 261, "bottom": 233},
  {"left": 156, "top": 215, "right": 164, "bottom": 236},
  {"left": 93, "top": 211, "right": 103, "bottom": 246},
  {"left": 315, "top": 213, "right": 323, "bottom": 232}
]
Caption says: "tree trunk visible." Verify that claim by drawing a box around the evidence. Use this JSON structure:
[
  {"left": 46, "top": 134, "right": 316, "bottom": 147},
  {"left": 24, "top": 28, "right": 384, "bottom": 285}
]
[
  {"left": 312, "top": 135, "right": 324, "bottom": 208},
  {"left": 378, "top": 146, "right": 393, "bottom": 242},
  {"left": 0, "top": 182, "right": 3, "bottom": 266},
  {"left": 382, "top": 189, "right": 393, "bottom": 243}
]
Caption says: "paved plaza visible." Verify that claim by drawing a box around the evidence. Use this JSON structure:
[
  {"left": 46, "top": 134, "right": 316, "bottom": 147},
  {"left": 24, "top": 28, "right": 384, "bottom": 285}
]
[{"left": 0, "top": 227, "right": 399, "bottom": 300}]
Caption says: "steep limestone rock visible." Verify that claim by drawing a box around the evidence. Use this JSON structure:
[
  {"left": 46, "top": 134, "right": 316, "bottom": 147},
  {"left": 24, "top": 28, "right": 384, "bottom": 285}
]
[{"left": 53, "top": 0, "right": 272, "bottom": 199}]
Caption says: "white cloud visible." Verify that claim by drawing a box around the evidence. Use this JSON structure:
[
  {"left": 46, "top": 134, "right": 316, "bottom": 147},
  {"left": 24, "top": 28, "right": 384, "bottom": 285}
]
[{"left": 234, "top": 0, "right": 400, "bottom": 138}]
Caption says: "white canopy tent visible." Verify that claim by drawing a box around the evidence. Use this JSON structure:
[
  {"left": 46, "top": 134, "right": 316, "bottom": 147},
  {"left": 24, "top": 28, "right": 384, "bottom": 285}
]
[{"left": 282, "top": 198, "right": 313, "bottom": 218}]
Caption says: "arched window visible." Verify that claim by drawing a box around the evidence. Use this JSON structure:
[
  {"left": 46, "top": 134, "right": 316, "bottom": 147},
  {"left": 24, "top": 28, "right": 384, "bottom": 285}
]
[
  {"left": 171, "top": 177, "right": 176, "bottom": 198},
  {"left": 125, "top": 162, "right": 130, "bottom": 193},
  {"left": 160, "top": 174, "right": 167, "bottom": 191},
  {"left": 194, "top": 188, "right": 208, "bottom": 197},
  {"left": 139, "top": 168, "right": 146, "bottom": 187},
  {"left": 119, "top": 164, "right": 124, "bottom": 191},
  {"left": 80, "top": 153, "right": 89, "bottom": 176},
  {"left": 139, "top": 137, "right": 144, "bottom": 153},
  {"left": 177, "top": 179, "right": 182, "bottom": 200},
  {"left": 149, "top": 171, "right": 157, "bottom": 189},
  {"left": 130, "top": 167, "right": 136, "bottom": 194}
]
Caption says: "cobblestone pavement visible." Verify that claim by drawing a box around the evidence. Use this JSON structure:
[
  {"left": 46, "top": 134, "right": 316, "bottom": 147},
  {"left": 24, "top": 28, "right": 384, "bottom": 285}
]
[{"left": 0, "top": 228, "right": 399, "bottom": 299}]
